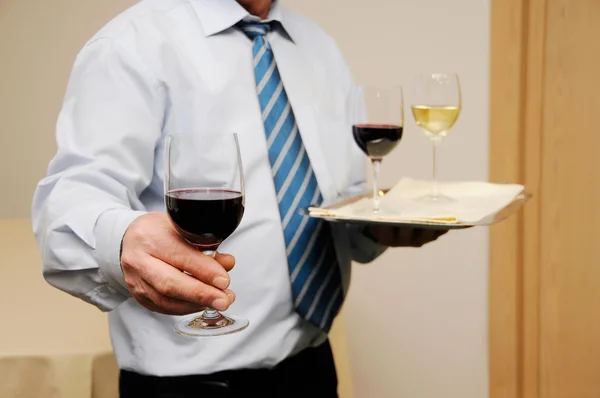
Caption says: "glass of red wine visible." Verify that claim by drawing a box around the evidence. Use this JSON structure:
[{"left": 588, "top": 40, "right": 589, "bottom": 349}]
[
  {"left": 164, "top": 133, "right": 248, "bottom": 337},
  {"left": 350, "top": 86, "right": 404, "bottom": 213}
]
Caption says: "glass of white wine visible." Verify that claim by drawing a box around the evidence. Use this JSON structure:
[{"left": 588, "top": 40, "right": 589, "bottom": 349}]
[{"left": 411, "top": 73, "right": 462, "bottom": 202}]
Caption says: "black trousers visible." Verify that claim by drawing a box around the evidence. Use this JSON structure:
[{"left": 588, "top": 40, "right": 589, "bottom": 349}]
[{"left": 119, "top": 340, "right": 338, "bottom": 398}]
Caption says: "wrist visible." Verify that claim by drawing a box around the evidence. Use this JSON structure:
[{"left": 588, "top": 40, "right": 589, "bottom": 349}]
[{"left": 95, "top": 209, "right": 146, "bottom": 294}]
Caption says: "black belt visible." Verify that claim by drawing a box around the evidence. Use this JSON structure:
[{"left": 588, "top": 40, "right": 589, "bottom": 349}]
[{"left": 119, "top": 340, "right": 338, "bottom": 398}]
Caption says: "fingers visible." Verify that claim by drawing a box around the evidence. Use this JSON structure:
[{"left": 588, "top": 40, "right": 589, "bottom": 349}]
[
  {"left": 215, "top": 253, "right": 236, "bottom": 272},
  {"left": 411, "top": 229, "right": 428, "bottom": 247},
  {"left": 156, "top": 239, "right": 233, "bottom": 290},
  {"left": 120, "top": 213, "right": 238, "bottom": 315},
  {"left": 224, "top": 289, "right": 236, "bottom": 304},
  {"left": 134, "top": 279, "right": 206, "bottom": 316},
  {"left": 395, "top": 227, "right": 413, "bottom": 244},
  {"left": 411, "top": 229, "right": 447, "bottom": 247},
  {"left": 367, "top": 225, "right": 448, "bottom": 247},
  {"left": 139, "top": 255, "right": 233, "bottom": 311},
  {"left": 122, "top": 212, "right": 235, "bottom": 287},
  {"left": 434, "top": 230, "right": 448, "bottom": 239}
]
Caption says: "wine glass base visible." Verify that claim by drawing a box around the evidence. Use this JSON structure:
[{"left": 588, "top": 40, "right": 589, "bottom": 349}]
[
  {"left": 418, "top": 193, "right": 454, "bottom": 204},
  {"left": 175, "top": 312, "right": 249, "bottom": 337},
  {"left": 352, "top": 198, "right": 401, "bottom": 217}
]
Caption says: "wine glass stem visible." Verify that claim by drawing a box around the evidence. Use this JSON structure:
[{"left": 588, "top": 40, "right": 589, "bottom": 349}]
[
  {"left": 203, "top": 308, "right": 220, "bottom": 319},
  {"left": 202, "top": 250, "right": 219, "bottom": 319},
  {"left": 431, "top": 138, "right": 441, "bottom": 200},
  {"left": 371, "top": 158, "right": 382, "bottom": 213}
]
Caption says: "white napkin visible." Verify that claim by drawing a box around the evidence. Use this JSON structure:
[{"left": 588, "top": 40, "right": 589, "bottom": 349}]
[{"left": 310, "top": 178, "right": 525, "bottom": 225}]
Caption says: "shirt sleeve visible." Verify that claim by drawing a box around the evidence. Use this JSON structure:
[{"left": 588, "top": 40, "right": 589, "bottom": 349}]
[{"left": 32, "top": 37, "right": 165, "bottom": 311}]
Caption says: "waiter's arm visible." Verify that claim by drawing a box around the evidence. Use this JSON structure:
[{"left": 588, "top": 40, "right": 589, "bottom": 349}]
[
  {"left": 32, "top": 37, "right": 232, "bottom": 314},
  {"left": 33, "top": 38, "right": 160, "bottom": 310}
]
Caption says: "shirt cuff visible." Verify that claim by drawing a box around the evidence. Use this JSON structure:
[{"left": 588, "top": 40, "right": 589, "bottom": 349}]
[{"left": 95, "top": 208, "right": 147, "bottom": 295}]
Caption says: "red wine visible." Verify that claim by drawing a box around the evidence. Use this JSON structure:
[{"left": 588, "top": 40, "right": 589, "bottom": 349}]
[
  {"left": 352, "top": 124, "right": 403, "bottom": 159},
  {"left": 165, "top": 188, "right": 244, "bottom": 250}
]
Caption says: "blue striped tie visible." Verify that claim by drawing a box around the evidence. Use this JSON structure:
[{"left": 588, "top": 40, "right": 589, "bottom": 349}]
[{"left": 239, "top": 22, "right": 344, "bottom": 332}]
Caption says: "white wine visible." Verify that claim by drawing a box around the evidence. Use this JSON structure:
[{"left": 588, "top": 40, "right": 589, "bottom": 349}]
[{"left": 411, "top": 105, "right": 461, "bottom": 137}]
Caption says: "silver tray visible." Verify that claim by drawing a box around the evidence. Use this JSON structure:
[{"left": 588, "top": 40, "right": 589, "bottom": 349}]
[{"left": 308, "top": 190, "right": 532, "bottom": 230}]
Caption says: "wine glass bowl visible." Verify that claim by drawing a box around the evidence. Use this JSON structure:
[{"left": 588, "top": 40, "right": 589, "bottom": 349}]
[
  {"left": 352, "top": 123, "right": 403, "bottom": 159},
  {"left": 411, "top": 104, "right": 460, "bottom": 138},
  {"left": 164, "top": 133, "right": 249, "bottom": 337},
  {"left": 165, "top": 188, "right": 244, "bottom": 252}
]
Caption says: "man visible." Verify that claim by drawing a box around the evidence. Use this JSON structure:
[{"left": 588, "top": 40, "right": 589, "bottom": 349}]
[{"left": 32, "top": 0, "right": 445, "bottom": 396}]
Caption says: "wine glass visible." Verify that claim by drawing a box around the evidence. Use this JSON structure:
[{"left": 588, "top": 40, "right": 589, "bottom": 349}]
[
  {"left": 411, "top": 73, "right": 462, "bottom": 202},
  {"left": 164, "top": 133, "right": 249, "bottom": 337},
  {"left": 349, "top": 86, "right": 404, "bottom": 213}
]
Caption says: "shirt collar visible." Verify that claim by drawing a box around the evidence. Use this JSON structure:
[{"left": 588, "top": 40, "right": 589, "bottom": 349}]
[{"left": 190, "top": 0, "right": 294, "bottom": 42}]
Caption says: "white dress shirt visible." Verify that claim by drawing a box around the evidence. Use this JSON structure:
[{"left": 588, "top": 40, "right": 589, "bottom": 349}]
[{"left": 32, "top": 0, "right": 385, "bottom": 376}]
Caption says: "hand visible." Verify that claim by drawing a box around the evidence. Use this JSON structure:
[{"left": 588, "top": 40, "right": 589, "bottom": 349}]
[
  {"left": 120, "top": 212, "right": 236, "bottom": 316},
  {"left": 366, "top": 225, "right": 448, "bottom": 247}
]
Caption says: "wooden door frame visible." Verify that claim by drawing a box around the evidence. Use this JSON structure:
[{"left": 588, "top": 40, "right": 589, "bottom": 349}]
[{"left": 489, "top": 0, "right": 546, "bottom": 397}]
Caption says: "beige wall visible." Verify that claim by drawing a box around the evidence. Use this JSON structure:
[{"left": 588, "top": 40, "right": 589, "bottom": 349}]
[
  {"left": 1, "top": 0, "right": 490, "bottom": 397},
  {"left": 0, "top": 0, "right": 136, "bottom": 218}
]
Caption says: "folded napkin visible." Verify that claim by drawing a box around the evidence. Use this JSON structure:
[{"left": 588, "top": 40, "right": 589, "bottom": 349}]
[{"left": 309, "top": 178, "right": 525, "bottom": 225}]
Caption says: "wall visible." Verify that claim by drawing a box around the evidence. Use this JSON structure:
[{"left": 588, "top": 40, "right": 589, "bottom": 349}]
[
  {"left": 284, "top": 1, "right": 491, "bottom": 397},
  {"left": 1, "top": 0, "right": 490, "bottom": 397},
  {"left": 0, "top": 0, "right": 137, "bottom": 218}
]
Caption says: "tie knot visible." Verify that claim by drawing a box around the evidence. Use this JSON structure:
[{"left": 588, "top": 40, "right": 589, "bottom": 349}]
[{"left": 238, "top": 22, "right": 270, "bottom": 40}]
